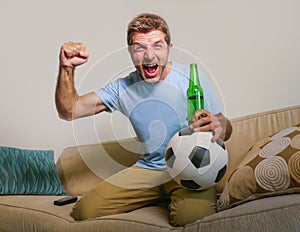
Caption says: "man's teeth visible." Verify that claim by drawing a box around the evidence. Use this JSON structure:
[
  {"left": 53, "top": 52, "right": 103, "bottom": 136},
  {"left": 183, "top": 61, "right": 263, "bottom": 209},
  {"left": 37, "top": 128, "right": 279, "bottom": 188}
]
[{"left": 143, "top": 64, "right": 158, "bottom": 75}]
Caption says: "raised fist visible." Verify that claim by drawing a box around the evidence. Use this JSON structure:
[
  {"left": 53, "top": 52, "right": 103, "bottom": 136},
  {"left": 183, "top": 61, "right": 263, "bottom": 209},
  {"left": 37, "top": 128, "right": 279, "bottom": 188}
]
[{"left": 60, "top": 42, "right": 89, "bottom": 68}]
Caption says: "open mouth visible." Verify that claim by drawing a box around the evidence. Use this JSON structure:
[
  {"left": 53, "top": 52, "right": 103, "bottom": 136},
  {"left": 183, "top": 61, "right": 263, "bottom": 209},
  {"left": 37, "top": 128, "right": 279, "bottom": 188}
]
[{"left": 143, "top": 64, "right": 159, "bottom": 76}]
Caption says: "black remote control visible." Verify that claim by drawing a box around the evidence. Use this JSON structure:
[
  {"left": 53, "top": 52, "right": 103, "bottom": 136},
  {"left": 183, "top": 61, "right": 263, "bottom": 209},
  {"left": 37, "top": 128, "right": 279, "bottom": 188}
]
[{"left": 54, "top": 196, "right": 78, "bottom": 206}]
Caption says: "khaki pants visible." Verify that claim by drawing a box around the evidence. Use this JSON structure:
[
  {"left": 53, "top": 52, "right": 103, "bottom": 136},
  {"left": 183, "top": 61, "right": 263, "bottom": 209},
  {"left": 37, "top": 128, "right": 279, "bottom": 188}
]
[{"left": 72, "top": 166, "right": 216, "bottom": 227}]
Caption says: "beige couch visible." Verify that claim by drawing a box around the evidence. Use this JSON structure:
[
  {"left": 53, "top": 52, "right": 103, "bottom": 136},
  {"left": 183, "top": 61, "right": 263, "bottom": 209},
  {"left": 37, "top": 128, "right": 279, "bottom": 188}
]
[{"left": 0, "top": 105, "right": 299, "bottom": 232}]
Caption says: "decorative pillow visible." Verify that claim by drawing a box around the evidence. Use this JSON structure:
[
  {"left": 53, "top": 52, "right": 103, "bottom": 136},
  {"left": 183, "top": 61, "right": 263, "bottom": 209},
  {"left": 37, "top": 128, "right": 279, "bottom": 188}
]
[
  {"left": 217, "top": 124, "right": 300, "bottom": 211},
  {"left": 0, "top": 146, "right": 66, "bottom": 195}
]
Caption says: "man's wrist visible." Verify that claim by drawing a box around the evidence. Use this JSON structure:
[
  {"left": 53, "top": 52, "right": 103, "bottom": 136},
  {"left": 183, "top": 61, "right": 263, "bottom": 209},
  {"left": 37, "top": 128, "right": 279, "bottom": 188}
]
[{"left": 59, "top": 65, "right": 75, "bottom": 74}]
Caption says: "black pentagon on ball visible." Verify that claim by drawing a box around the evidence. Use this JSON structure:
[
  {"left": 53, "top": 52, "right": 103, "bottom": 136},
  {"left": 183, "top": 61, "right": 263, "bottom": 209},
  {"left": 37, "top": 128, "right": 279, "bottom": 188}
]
[
  {"left": 214, "top": 165, "right": 227, "bottom": 183},
  {"left": 165, "top": 147, "right": 176, "bottom": 168},
  {"left": 180, "top": 179, "right": 201, "bottom": 190},
  {"left": 189, "top": 146, "right": 210, "bottom": 169}
]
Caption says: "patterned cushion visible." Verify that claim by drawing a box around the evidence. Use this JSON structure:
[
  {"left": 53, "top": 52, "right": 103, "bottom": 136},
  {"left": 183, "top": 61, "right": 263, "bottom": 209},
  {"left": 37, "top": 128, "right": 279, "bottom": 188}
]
[
  {"left": 217, "top": 124, "right": 300, "bottom": 211},
  {"left": 0, "top": 146, "right": 66, "bottom": 195}
]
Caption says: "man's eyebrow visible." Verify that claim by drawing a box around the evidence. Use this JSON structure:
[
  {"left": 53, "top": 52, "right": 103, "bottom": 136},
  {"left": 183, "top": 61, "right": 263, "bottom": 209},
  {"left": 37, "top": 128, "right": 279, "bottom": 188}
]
[
  {"left": 132, "top": 40, "right": 165, "bottom": 46},
  {"left": 153, "top": 39, "right": 164, "bottom": 44},
  {"left": 132, "top": 42, "right": 146, "bottom": 46}
]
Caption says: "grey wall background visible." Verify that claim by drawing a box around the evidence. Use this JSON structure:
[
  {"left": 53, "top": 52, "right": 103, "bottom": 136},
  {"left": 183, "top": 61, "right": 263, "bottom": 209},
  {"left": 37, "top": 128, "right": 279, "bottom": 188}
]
[{"left": 1, "top": 0, "right": 299, "bottom": 159}]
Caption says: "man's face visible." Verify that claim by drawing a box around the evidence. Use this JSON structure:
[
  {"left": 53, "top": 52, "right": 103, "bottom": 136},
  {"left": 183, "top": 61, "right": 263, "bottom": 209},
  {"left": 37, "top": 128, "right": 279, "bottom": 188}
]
[{"left": 129, "top": 30, "right": 172, "bottom": 84}]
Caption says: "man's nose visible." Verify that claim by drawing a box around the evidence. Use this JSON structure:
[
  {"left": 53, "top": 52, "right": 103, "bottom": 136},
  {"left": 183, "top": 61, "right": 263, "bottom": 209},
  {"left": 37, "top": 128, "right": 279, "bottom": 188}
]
[{"left": 144, "top": 46, "right": 155, "bottom": 60}]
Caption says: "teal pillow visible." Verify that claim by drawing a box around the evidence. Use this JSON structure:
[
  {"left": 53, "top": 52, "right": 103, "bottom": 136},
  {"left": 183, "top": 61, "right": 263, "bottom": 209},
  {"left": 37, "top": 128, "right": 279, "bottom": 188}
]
[{"left": 0, "top": 146, "right": 66, "bottom": 195}]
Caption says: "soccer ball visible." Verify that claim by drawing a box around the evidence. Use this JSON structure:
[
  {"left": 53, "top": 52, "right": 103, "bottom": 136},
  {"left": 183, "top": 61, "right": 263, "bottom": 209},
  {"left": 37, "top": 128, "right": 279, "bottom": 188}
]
[{"left": 165, "top": 128, "right": 228, "bottom": 190}]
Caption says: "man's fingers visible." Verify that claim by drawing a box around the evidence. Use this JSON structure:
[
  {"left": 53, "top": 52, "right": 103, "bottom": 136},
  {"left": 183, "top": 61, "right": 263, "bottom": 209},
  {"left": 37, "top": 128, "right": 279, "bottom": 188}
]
[
  {"left": 60, "top": 42, "right": 89, "bottom": 67},
  {"left": 211, "top": 127, "right": 222, "bottom": 142},
  {"left": 193, "top": 109, "right": 209, "bottom": 121},
  {"left": 190, "top": 111, "right": 214, "bottom": 129},
  {"left": 189, "top": 110, "right": 224, "bottom": 142},
  {"left": 79, "top": 50, "right": 89, "bottom": 58},
  {"left": 62, "top": 42, "right": 87, "bottom": 58}
]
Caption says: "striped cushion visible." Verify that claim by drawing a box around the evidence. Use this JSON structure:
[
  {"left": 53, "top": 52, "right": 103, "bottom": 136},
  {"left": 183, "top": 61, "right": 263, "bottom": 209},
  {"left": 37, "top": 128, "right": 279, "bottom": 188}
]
[{"left": 0, "top": 146, "right": 65, "bottom": 195}]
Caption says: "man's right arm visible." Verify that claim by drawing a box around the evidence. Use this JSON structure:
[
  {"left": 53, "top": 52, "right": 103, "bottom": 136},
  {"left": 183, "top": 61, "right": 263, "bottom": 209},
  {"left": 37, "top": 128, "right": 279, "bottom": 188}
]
[{"left": 55, "top": 42, "right": 108, "bottom": 121}]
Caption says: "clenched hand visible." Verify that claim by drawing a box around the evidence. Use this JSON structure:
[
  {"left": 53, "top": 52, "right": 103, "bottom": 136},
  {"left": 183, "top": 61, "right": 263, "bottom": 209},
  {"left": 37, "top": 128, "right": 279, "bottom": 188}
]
[{"left": 60, "top": 42, "right": 89, "bottom": 68}]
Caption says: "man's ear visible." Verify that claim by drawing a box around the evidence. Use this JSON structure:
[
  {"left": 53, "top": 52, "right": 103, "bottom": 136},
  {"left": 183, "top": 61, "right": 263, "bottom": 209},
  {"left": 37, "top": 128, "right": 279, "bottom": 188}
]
[
  {"left": 127, "top": 45, "right": 132, "bottom": 53},
  {"left": 127, "top": 46, "right": 134, "bottom": 60},
  {"left": 167, "top": 43, "right": 173, "bottom": 55}
]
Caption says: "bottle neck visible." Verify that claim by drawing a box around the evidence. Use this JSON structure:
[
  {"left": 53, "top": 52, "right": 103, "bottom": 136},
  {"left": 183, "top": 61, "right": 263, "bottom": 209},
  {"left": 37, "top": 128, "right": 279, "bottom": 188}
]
[{"left": 189, "top": 63, "right": 200, "bottom": 87}]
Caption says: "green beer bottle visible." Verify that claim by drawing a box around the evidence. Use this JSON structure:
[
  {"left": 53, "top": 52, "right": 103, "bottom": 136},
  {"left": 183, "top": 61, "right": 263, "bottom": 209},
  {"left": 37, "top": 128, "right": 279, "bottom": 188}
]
[{"left": 187, "top": 63, "right": 204, "bottom": 125}]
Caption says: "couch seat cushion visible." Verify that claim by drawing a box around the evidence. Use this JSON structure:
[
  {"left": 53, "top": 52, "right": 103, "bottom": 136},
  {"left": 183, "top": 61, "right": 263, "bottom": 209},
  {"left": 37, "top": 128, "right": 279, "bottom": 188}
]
[
  {"left": 184, "top": 193, "right": 300, "bottom": 232},
  {"left": 0, "top": 195, "right": 179, "bottom": 232},
  {"left": 0, "top": 194, "right": 299, "bottom": 232}
]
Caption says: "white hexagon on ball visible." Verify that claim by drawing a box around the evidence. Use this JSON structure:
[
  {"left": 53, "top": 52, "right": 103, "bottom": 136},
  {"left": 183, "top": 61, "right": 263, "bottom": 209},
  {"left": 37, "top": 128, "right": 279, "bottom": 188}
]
[{"left": 165, "top": 128, "right": 228, "bottom": 190}]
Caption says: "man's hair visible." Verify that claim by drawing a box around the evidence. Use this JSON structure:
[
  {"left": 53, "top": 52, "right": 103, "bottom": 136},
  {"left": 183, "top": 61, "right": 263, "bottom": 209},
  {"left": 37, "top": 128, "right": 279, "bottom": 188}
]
[{"left": 127, "top": 13, "right": 171, "bottom": 46}]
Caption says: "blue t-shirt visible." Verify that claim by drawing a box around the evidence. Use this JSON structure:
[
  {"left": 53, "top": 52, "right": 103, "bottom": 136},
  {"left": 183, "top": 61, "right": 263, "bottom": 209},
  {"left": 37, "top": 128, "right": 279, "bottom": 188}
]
[{"left": 95, "top": 62, "right": 223, "bottom": 170}]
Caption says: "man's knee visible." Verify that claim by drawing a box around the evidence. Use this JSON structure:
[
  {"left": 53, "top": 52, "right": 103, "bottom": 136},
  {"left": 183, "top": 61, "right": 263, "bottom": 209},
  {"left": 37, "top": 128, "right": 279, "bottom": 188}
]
[
  {"left": 71, "top": 191, "right": 102, "bottom": 221},
  {"left": 71, "top": 188, "right": 130, "bottom": 221},
  {"left": 169, "top": 198, "right": 216, "bottom": 226},
  {"left": 169, "top": 187, "right": 217, "bottom": 227}
]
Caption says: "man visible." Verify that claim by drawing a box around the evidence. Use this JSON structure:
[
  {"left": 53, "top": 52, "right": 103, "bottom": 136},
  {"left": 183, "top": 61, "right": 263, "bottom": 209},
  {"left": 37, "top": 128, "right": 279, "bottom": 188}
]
[{"left": 55, "top": 13, "right": 232, "bottom": 226}]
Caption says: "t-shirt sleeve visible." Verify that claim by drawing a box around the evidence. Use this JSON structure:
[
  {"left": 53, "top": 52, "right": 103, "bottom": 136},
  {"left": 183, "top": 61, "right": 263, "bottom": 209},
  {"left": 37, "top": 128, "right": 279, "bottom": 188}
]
[{"left": 94, "top": 80, "right": 120, "bottom": 112}]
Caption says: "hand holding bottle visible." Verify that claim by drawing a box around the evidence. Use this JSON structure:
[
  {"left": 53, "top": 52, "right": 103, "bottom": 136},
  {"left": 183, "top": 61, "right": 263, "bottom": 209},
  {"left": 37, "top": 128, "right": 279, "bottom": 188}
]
[{"left": 189, "top": 109, "right": 226, "bottom": 142}]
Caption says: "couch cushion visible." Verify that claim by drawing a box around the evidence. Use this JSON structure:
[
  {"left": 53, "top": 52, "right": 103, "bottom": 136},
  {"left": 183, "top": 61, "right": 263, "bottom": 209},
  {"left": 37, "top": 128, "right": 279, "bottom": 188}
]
[
  {"left": 184, "top": 194, "right": 300, "bottom": 232},
  {"left": 0, "top": 195, "right": 179, "bottom": 232},
  {"left": 217, "top": 124, "right": 300, "bottom": 211},
  {"left": 216, "top": 105, "right": 300, "bottom": 193},
  {"left": 0, "top": 194, "right": 299, "bottom": 232},
  {"left": 0, "top": 146, "right": 65, "bottom": 195}
]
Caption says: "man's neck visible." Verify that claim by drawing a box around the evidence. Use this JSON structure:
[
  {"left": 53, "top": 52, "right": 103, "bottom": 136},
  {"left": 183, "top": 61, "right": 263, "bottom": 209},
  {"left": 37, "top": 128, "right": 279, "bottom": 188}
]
[{"left": 158, "top": 61, "right": 173, "bottom": 83}]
